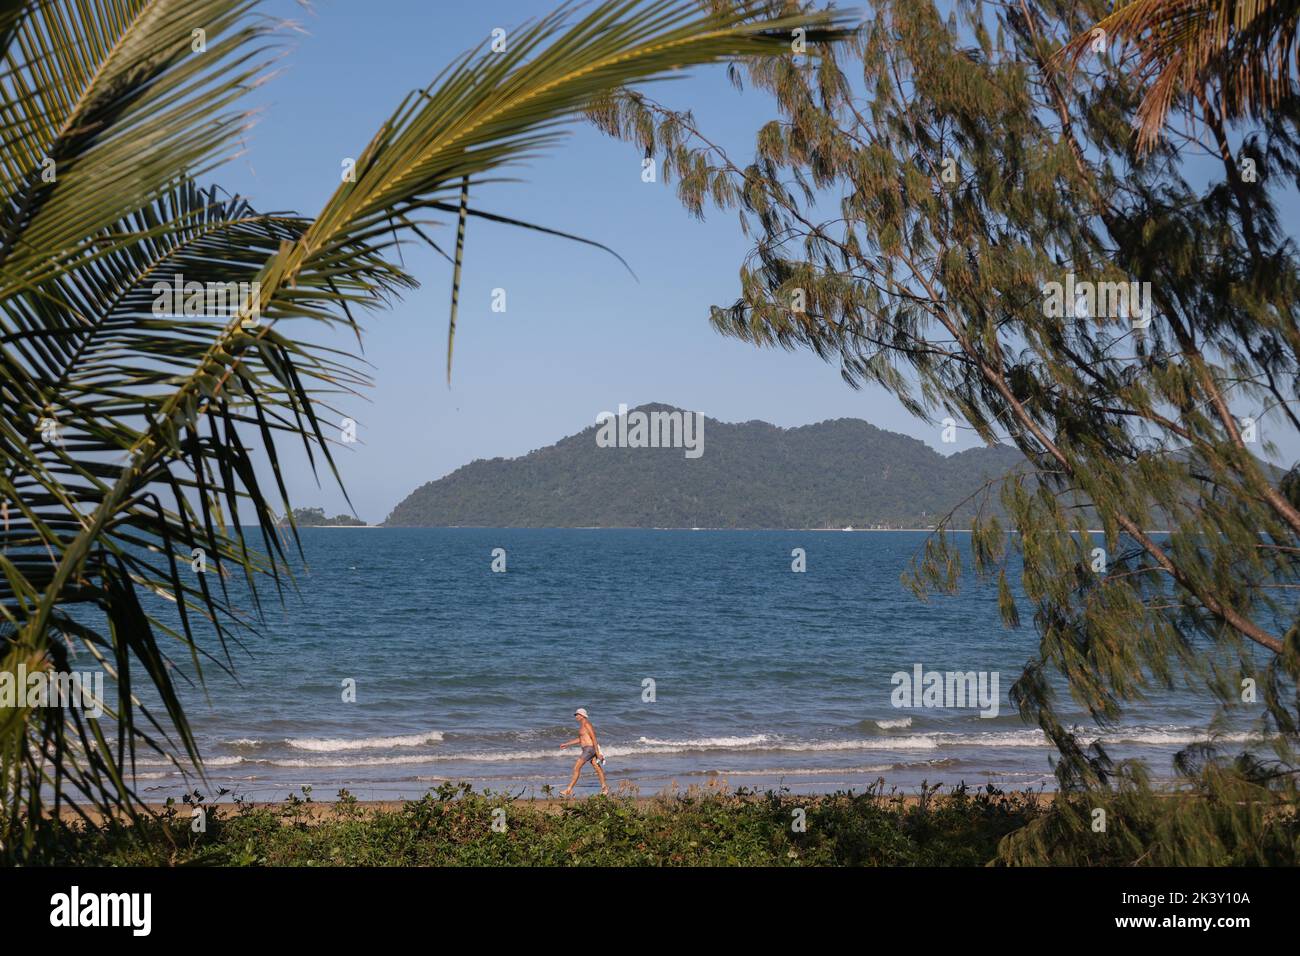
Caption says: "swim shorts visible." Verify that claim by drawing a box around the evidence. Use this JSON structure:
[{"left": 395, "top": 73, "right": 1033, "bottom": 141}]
[{"left": 579, "top": 746, "right": 597, "bottom": 764}]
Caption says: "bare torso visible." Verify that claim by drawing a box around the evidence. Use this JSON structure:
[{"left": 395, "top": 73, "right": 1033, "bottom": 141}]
[{"left": 560, "top": 715, "right": 607, "bottom": 795}]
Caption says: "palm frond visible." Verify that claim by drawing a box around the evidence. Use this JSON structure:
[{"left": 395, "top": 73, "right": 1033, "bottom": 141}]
[
  {"left": 1056, "top": 0, "right": 1300, "bottom": 153},
  {"left": 1, "top": 177, "right": 409, "bottom": 848},
  {"left": 0, "top": 0, "right": 279, "bottom": 293},
  {"left": 0, "top": 0, "right": 845, "bottom": 861}
]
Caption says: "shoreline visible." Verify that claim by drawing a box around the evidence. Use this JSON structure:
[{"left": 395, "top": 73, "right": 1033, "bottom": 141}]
[
  {"left": 297, "top": 525, "right": 961, "bottom": 531},
  {"left": 299, "top": 526, "right": 1163, "bottom": 533}
]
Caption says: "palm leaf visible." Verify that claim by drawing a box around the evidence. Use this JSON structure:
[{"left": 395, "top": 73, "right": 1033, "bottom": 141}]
[
  {"left": 0, "top": 0, "right": 279, "bottom": 293},
  {"left": 0, "top": 178, "right": 407, "bottom": 849},
  {"left": 0, "top": 0, "right": 845, "bottom": 860},
  {"left": 1056, "top": 0, "right": 1300, "bottom": 153}
]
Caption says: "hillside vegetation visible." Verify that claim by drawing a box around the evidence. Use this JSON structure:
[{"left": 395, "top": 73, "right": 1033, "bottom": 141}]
[{"left": 384, "top": 404, "right": 1024, "bottom": 529}]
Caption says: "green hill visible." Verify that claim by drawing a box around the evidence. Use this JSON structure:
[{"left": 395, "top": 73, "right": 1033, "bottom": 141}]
[{"left": 383, "top": 404, "right": 1025, "bottom": 529}]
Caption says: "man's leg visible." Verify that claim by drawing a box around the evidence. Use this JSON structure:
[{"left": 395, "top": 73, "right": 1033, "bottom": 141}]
[
  {"left": 593, "top": 759, "right": 608, "bottom": 795},
  {"left": 559, "top": 757, "right": 584, "bottom": 796}
]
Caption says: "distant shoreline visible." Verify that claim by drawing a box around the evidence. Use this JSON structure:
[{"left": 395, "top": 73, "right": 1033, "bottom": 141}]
[
  {"left": 303, "top": 525, "right": 959, "bottom": 531},
  {"left": 302, "top": 526, "right": 1140, "bottom": 534},
  {"left": 290, "top": 523, "right": 384, "bottom": 528}
]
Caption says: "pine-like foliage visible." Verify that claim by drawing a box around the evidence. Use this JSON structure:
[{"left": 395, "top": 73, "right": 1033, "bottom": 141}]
[{"left": 593, "top": 0, "right": 1300, "bottom": 861}]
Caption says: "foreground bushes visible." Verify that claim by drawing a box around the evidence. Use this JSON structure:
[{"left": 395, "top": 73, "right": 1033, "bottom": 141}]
[{"left": 29, "top": 780, "right": 1300, "bottom": 866}]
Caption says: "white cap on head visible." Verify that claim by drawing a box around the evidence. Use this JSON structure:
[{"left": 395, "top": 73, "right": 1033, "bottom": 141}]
[{"left": 574, "top": 707, "right": 589, "bottom": 719}]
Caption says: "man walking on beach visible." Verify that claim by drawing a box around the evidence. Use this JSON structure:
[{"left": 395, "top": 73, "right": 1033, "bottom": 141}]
[{"left": 559, "top": 707, "right": 608, "bottom": 796}]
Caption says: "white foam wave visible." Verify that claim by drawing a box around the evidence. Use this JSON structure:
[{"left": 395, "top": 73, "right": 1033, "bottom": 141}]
[
  {"left": 636, "top": 735, "right": 771, "bottom": 749},
  {"left": 1098, "top": 730, "right": 1259, "bottom": 746},
  {"left": 150, "top": 726, "right": 1266, "bottom": 771},
  {"left": 797, "top": 736, "right": 940, "bottom": 751},
  {"left": 714, "top": 765, "right": 899, "bottom": 776},
  {"left": 938, "top": 728, "right": 1264, "bottom": 748},
  {"left": 203, "top": 755, "right": 247, "bottom": 767},
  {"left": 136, "top": 754, "right": 245, "bottom": 768},
  {"left": 252, "top": 753, "right": 437, "bottom": 769},
  {"left": 874, "top": 718, "right": 913, "bottom": 729},
  {"left": 284, "top": 731, "right": 444, "bottom": 752}
]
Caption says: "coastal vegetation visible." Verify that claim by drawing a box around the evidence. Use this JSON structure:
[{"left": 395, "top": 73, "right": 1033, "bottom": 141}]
[{"left": 34, "top": 781, "right": 1300, "bottom": 866}]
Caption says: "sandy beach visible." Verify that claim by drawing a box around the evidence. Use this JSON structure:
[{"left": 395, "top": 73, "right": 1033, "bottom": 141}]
[{"left": 56, "top": 787, "right": 1057, "bottom": 827}]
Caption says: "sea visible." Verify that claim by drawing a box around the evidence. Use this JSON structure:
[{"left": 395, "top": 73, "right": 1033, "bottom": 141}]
[{"left": 118, "top": 528, "right": 1263, "bottom": 801}]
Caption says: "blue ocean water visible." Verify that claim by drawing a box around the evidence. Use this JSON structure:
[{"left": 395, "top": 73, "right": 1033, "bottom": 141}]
[{"left": 126, "top": 528, "right": 1258, "bottom": 801}]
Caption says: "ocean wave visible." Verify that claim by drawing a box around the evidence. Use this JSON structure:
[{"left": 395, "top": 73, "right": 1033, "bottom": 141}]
[
  {"left": 713, "top": 764, "right": 900, "bottom": 776},
  {"left": 284, "top": 732, "right": 444, "bottom": 752},
  {"left": 185, "top": 736, "right": 942, "bottom": 766},
  {"left": 635, "top": 735, "right": 771, "bottom": 749},
  {"left": 250, "top": 754, "right": 438, "bottom": 768},
  {"left": 1097, "top": 729, "right": 1259, "bottom": 746},
  {"left": 132, "top": 754, "right": 244, "bottom": 769},
  {"left": 939, "top": 727, "right": 1265, "bottom": 748},
  {"left": 873, "top": 718, "right": 913, "bottom": 730},
  {"left": 787, "top": 736, "right": 940, "bottom": 752},
  {"left": 440, "top": 726, "right": 579, "bottom": 743},
  {"left": 204, "top": 755, "right": 248, "bottom": 767},
  {"left": 146, "top": 726, "right": 1267, "bottom": 771},
  {"left": 218, "top": 732, "right": 444, "bottom": 752},
  {"left": 188, "top": 753, "right": 445, "bottom": 769}
]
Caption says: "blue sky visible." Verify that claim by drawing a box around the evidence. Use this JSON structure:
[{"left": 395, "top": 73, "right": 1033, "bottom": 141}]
[
  {"left": 214, "top": 0, "right": 947, "bottom": 522},
  {"left": 218, "top": 1, "right": 1299, "bottom": 522}
]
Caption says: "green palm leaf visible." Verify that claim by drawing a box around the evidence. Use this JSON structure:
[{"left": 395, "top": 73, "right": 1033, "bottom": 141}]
[
  {"left": 0, "top": 0, "right": 278, "bottom": 294},
  {"left": 0, "top": 0, "right": 845, "bottom": 861}
]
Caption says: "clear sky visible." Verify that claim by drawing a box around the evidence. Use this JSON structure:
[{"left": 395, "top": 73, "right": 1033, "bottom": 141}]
[
  {"left": 217, "top": 1, "right": 1297, "bottom": 522},
  {"left": 205, "top": 0, "right": 953, "bottom": 522}
]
